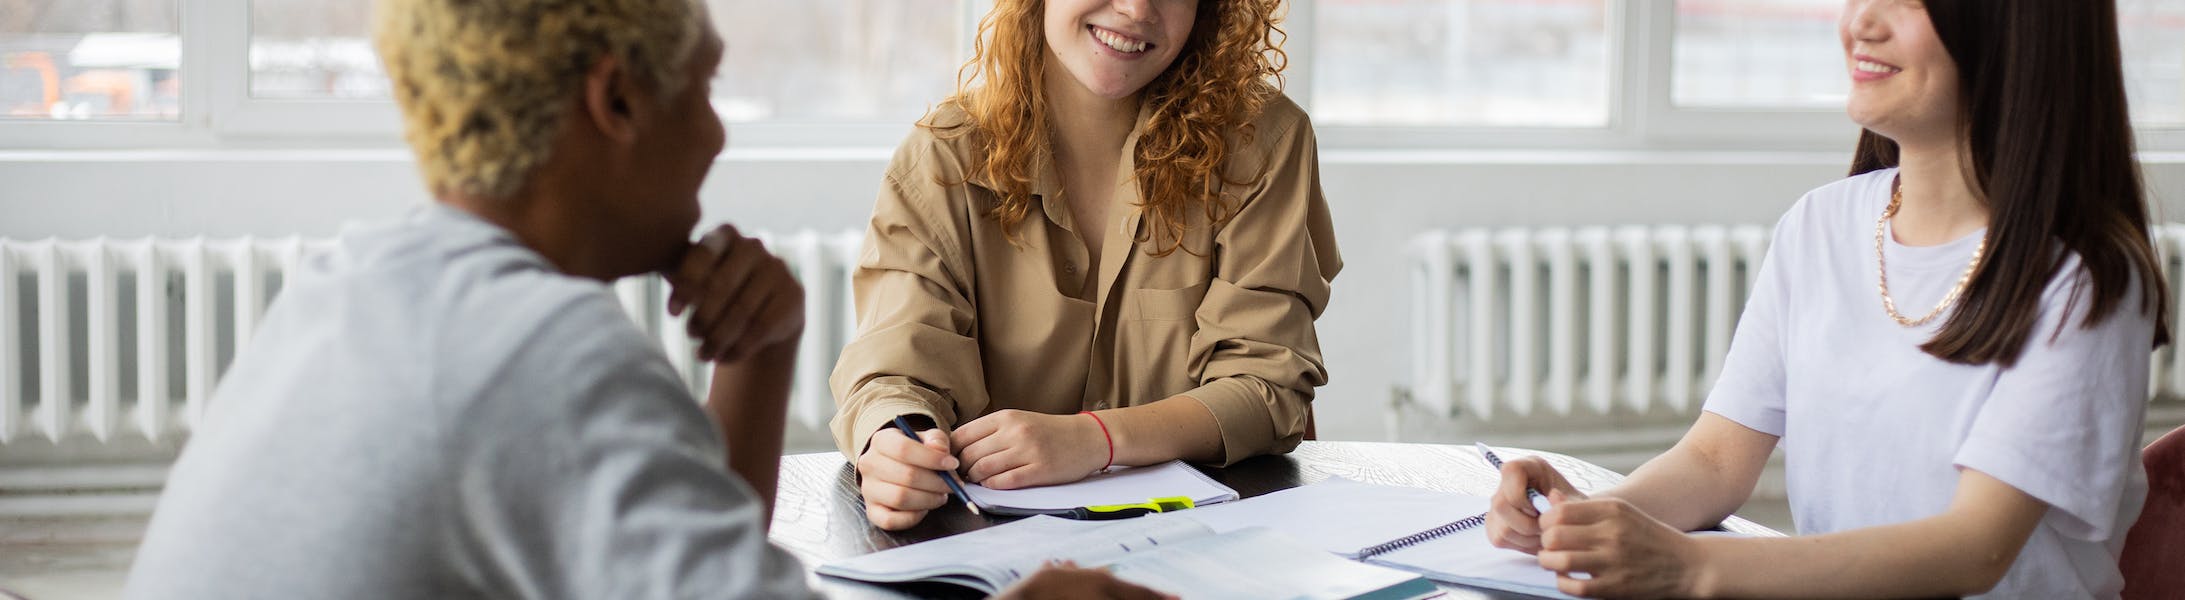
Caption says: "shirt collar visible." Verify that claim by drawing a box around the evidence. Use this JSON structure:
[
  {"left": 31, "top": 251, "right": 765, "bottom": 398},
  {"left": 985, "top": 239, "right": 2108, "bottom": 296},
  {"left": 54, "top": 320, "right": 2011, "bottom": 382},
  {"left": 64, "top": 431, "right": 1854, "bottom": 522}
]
[{"left": 1026, "top": 101, "right": 1156, "bottom": 227}]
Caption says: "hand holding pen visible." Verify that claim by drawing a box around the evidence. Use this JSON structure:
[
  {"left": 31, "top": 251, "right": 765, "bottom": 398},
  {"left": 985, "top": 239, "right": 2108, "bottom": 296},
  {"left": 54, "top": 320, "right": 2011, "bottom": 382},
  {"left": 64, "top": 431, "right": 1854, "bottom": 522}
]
[
  {"left": 894, "top": 416, "right": 980, "bottom": 517},
  {"left": 1478, "top": 442, "right": 1584, "bottom": 555},
  {"left": 854, "top": 415, "right": 979, "bottom": 531}
]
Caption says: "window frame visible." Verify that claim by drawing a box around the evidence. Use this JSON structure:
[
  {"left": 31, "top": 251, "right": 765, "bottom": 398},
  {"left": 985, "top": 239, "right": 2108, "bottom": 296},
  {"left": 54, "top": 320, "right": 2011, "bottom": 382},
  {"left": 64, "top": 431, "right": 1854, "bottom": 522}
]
[{"left": 2, "top": 0, "right": 2179, "bottom": 152}]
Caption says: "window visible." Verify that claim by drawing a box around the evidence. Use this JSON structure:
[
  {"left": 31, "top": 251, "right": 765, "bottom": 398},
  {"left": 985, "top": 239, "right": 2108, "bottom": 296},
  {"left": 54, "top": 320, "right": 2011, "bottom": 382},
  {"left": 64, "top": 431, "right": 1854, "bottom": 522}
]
[
  {"left": 1672, "top": 0, "right": 2185, "bottom": 127},
  {"left": 2121, "top": 0, "right": 2185, "bottom": 126},
  {"left": 708, "top": 0, "right": 964, "bottom": 122},
  {"left": 1671, "top": 0, "right": 1844, "bottom": 109},
  {"left": 7, "top": 0, "right": 2185, "bottom": 146},
  {"left": 1309, "top": 0, "right": 1611, "bottom": 127},
  {"left": 249, "top": 0, "right": 383, "bottom": 99},
  {"left": 243, "top": 0, "right": 968, "bottom": 123},
  {"left": 0, "top": 0, "right": 180, "bottom": 120}
]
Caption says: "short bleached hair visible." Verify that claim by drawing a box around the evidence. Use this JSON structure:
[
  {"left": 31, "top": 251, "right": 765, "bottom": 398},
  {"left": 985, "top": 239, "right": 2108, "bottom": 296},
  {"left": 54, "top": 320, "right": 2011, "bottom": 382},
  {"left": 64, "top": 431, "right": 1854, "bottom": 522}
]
[{"left": 375, "top": 0, "right": 709, "bottom": 199}]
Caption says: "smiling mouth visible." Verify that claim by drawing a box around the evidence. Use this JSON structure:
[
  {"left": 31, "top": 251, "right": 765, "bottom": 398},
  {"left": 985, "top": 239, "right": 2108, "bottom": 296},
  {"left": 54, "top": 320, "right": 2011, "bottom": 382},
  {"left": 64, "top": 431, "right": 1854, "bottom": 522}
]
[
  {"left": 1090, "top": 25, "right": 1151, "bottom": 54},
  {"left": 1855, "top": 59, "right": 1902, "bottom": 75}
]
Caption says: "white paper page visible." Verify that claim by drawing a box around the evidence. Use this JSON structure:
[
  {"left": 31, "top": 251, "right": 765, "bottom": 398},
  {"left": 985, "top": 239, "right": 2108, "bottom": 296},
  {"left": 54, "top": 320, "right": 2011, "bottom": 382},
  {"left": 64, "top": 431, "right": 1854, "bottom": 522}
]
[
  {"left": 1370, "top": 526, "right": 1575, "bottom": 599},
  {"left": 962, "top": 460, "right": 1239, "bottom": 514},
  {"left": 1377, "top": 517, "right": 1755, "bottom": 599},
  {"left": 1106, "top": 528, "right": 1436, "bottom": 600},
  {"left": 817, "top": 515, "right": 1213, "bottom": 593},
  {"left": 1176, "top": 477, "right": 1490, "bottom": 556}
]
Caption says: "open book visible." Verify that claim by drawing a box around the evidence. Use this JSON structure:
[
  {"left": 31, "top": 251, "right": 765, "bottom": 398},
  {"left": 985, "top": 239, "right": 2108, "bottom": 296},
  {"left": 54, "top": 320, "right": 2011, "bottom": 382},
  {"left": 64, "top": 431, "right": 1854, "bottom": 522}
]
[
  {"left": 959, "top": 460, "right": 1239, "bottom": 516},
  {"left": 816, "top": 515, "right": 1439, "bottom": 600}
]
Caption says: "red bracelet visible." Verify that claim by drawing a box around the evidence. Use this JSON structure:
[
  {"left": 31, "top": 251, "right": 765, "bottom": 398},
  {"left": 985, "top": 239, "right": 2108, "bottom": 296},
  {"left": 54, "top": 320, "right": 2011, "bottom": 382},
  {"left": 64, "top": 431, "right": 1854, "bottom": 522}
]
[{"left": 1081, "top": 411, "right": 1114, "bottom": 470}]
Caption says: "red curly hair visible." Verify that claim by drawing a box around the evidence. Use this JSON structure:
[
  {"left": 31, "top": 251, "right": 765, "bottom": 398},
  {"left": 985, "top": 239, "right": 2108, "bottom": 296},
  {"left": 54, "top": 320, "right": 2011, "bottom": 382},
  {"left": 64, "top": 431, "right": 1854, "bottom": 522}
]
[{"left": 931, "top": 0, "right": 1289, "bottom": 256}]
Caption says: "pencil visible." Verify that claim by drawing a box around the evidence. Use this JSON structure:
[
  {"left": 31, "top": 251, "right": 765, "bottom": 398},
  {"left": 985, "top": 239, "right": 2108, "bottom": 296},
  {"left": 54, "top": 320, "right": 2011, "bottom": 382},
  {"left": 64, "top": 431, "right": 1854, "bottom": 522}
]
[
  {"left": 893, "top": 415, "right": 982, "bottom": 517},
  {"left": 1477, "top": 442, "right": 1553, "bottom": 515}
]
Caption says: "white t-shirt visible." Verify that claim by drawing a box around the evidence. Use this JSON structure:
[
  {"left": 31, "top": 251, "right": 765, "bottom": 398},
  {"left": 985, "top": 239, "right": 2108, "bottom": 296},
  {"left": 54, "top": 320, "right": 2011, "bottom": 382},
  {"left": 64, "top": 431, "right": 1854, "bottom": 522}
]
[
  {"left": 1705, "top": 168, "right": 2154, "bottom": 599},
  {"left": 125, "top": 205, "right": 816, "bottom": 599}
]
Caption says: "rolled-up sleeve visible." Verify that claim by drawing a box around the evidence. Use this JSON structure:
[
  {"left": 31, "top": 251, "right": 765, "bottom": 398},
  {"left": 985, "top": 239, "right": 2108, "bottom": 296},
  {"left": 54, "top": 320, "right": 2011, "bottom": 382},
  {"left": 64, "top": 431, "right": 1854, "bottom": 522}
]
[
  {"left": 827, "top": 158, "right": 992, "bottom": 459},
  {"left": 1183, "top": 117, "right": 1342, "bottom": 465}
]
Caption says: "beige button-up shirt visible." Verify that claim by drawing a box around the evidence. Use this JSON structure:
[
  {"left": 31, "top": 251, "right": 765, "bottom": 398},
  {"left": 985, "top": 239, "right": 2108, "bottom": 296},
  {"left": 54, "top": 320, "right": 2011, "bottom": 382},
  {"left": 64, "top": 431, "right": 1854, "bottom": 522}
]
[{"left": 828, "top": 93, "right": 1341, "bottom": 466}]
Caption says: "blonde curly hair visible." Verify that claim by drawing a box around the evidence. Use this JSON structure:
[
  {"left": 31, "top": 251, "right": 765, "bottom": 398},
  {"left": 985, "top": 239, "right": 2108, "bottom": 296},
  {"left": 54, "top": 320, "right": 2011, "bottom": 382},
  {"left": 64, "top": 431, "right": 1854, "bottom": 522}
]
[
  {"left": 375, "top": 0, "right": 708, "bottom": 199},
  {"left": 934, "top": 0, "right": 1288, "bottom": 256}
]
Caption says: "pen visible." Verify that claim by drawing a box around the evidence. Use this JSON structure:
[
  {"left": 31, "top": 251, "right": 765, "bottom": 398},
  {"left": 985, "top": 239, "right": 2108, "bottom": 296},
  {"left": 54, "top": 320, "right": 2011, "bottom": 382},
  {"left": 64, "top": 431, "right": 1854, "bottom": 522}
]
[
  {"left": 893, "top": 416, "right": 982, "bottom": 517},
  {"left": 1476, "top": 442, "right": 1555, "bottom": 515}
]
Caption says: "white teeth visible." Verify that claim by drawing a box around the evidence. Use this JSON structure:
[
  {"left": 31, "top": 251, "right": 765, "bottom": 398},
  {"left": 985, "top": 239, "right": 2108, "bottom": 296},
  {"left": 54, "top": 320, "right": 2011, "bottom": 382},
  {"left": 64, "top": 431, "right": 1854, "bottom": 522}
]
[
  {"left": 1094, "top": 28, "right": 1147, "bottom": 53},
  {"left": 1856, "top": 60, "right": 1901, "bottom": 74}
]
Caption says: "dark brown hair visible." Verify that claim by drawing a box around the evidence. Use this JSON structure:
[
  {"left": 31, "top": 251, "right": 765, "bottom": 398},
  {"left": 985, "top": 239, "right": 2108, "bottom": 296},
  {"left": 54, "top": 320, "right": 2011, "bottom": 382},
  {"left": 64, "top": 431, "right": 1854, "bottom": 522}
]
[{"left": 1850, "top": 0, "right": 2170, "bottom": 366}]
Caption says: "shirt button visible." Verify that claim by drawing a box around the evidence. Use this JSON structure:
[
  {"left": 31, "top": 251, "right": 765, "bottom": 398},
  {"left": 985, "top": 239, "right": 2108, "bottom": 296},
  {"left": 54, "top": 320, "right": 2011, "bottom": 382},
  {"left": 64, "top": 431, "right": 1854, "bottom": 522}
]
[
  {"left": 1094, "top": 401, "right": 1109, "bottom": 410},
  {"left": 1063, "top": 263, "right": 1077, "bottom": 274}
]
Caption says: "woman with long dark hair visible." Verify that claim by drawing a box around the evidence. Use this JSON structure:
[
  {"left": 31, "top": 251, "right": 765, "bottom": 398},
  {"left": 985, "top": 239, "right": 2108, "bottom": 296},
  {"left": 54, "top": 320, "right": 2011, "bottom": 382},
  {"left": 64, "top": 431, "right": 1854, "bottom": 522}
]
[{"left": 1485, "top": 1, "right": 2171, "bottom": 597}]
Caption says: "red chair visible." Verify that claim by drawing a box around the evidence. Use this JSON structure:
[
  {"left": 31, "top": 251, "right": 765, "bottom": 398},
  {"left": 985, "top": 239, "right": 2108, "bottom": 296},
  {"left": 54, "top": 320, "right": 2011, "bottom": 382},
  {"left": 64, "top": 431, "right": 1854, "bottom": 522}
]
[{"left": 2122, "top": 425, "right": 2185, "bottom": 599}]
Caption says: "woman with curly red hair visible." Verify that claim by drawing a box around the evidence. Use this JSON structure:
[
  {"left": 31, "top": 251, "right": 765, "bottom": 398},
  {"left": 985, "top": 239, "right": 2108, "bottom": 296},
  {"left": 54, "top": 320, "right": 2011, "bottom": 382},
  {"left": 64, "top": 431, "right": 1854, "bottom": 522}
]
[{"left": 830, "top": 0, "right": 1338, "bottom": 530}]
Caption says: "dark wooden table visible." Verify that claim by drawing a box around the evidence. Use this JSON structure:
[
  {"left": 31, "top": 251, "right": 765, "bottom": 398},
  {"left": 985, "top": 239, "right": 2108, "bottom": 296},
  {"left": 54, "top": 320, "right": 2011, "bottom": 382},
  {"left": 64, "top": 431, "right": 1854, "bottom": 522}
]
[{"left": 769, "top": 440, "right": 1781, "bottom": 599}]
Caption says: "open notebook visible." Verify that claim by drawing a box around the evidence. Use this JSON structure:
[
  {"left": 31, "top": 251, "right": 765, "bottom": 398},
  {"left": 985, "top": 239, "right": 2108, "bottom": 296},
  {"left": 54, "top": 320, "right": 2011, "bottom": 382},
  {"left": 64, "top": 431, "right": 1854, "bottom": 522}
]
[
  {"left": 816, "top": 515, "right": 1440, "bottom": 600},
  {"left": 960, "top": 460, "right": 1239, "bottom": 516},
  {"left": 1177, "top": 478, "right": 1582, "bottom": 599}
]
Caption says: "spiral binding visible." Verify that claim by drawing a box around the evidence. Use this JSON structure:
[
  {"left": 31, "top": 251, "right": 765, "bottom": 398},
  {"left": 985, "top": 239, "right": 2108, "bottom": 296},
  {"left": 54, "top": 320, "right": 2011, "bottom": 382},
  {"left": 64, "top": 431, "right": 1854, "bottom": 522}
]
[{"left": 1355, "top": 512, "right": 1490, "bottom": 560}]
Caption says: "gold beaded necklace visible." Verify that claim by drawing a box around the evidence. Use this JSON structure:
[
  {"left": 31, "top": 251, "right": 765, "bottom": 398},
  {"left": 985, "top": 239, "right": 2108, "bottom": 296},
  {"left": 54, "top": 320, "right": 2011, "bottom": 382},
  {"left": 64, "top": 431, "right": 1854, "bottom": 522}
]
[{"left": 1875, "top": 183, "right": 1987, "bottom": 327}]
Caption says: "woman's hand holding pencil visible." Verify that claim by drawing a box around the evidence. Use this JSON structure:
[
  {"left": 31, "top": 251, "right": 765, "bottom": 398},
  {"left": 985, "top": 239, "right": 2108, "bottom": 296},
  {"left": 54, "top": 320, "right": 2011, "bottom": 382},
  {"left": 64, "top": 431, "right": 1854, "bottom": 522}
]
[
  {"left": 856, "top": 419, "right": 963, "bottom": 530},
  {"left": 1482, "top": 447, "right": 1587, "bottom": 555}
]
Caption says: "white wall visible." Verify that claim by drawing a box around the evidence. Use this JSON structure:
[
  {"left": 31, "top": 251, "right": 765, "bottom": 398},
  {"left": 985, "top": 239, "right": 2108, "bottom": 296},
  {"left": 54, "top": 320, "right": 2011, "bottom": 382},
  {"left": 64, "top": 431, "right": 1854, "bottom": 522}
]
[{"left": 6, "top": 148, "right": 2184, "bottom": 449}]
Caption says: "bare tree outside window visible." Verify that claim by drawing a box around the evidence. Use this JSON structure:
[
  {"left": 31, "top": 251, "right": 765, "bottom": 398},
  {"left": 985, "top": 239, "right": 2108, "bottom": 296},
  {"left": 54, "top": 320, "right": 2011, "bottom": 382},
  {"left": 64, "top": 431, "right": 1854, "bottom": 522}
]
[
  {"left": 250, "top": 0, "right": 383, "bottom": 99},
  {"left": 0, "top": 0, "right": 179, "bottom": 120}
]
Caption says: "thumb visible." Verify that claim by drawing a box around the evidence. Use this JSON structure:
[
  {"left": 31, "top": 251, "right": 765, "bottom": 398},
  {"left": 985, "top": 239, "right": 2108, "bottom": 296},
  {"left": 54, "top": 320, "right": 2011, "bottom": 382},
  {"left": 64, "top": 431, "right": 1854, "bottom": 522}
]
[
  {"left": 1524, "top": 459, "right": 1580, "bottom": 498},
  {"left": 919, "top": 429, "right": 954, "bottom": 454},
  {"left": 696, "top": 224, "right": 737, "bottom": 257}
]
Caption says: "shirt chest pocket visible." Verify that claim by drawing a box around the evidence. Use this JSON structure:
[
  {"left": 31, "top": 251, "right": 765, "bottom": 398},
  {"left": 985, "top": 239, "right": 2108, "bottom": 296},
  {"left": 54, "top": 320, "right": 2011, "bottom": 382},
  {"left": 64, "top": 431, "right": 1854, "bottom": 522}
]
[{"left": 1129, "top": 282, "right": 1210, "bottom": 321}]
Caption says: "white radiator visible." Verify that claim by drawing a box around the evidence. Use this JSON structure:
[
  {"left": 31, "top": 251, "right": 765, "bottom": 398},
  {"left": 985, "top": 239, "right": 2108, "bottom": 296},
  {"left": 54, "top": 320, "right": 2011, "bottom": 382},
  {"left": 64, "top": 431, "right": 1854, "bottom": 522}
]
[
  {"left": 0, "top": 231, "right": 864, "bottom": 446},
  {"left": 1407, "top": 224, "right": 2185, "bottom": 421}
]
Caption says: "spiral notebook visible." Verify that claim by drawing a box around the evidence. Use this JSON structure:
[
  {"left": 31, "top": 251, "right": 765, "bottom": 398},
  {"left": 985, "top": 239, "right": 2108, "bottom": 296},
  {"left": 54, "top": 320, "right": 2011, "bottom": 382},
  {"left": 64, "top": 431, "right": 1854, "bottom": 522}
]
[{"left": 1177, "top": 477, "right": 1578, "bottom": 599}]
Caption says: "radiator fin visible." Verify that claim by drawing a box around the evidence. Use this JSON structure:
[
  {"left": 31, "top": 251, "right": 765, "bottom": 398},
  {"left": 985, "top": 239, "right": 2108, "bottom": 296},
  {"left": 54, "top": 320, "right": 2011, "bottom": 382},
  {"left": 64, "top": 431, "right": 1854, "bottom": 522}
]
[
  {"left": 0, "top": 233, "right": 861, "bottom": 444},
  {"left": 1409, "top": 224, "right": 2185, "bottom": 420}
]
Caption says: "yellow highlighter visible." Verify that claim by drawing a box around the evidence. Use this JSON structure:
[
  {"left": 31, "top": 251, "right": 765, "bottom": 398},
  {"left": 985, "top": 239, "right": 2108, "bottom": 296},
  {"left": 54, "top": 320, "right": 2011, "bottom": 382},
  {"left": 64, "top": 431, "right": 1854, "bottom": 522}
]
[{"left": 1066, "top": 496, "right": 1196, "bottom": 520}]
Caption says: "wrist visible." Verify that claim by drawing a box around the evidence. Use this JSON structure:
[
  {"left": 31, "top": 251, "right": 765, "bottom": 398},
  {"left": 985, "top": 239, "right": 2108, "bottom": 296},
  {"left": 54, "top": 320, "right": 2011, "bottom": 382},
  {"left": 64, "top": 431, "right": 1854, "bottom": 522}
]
[
  {"left": 1079, "top": 411, "right": 1114, "bottom": 471},
  {"left": 860, "top": 412, "right": 937, "bottom": 457},
  {"left": 1683, "top": 534, "right": 1724, "bottom": 599}
]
